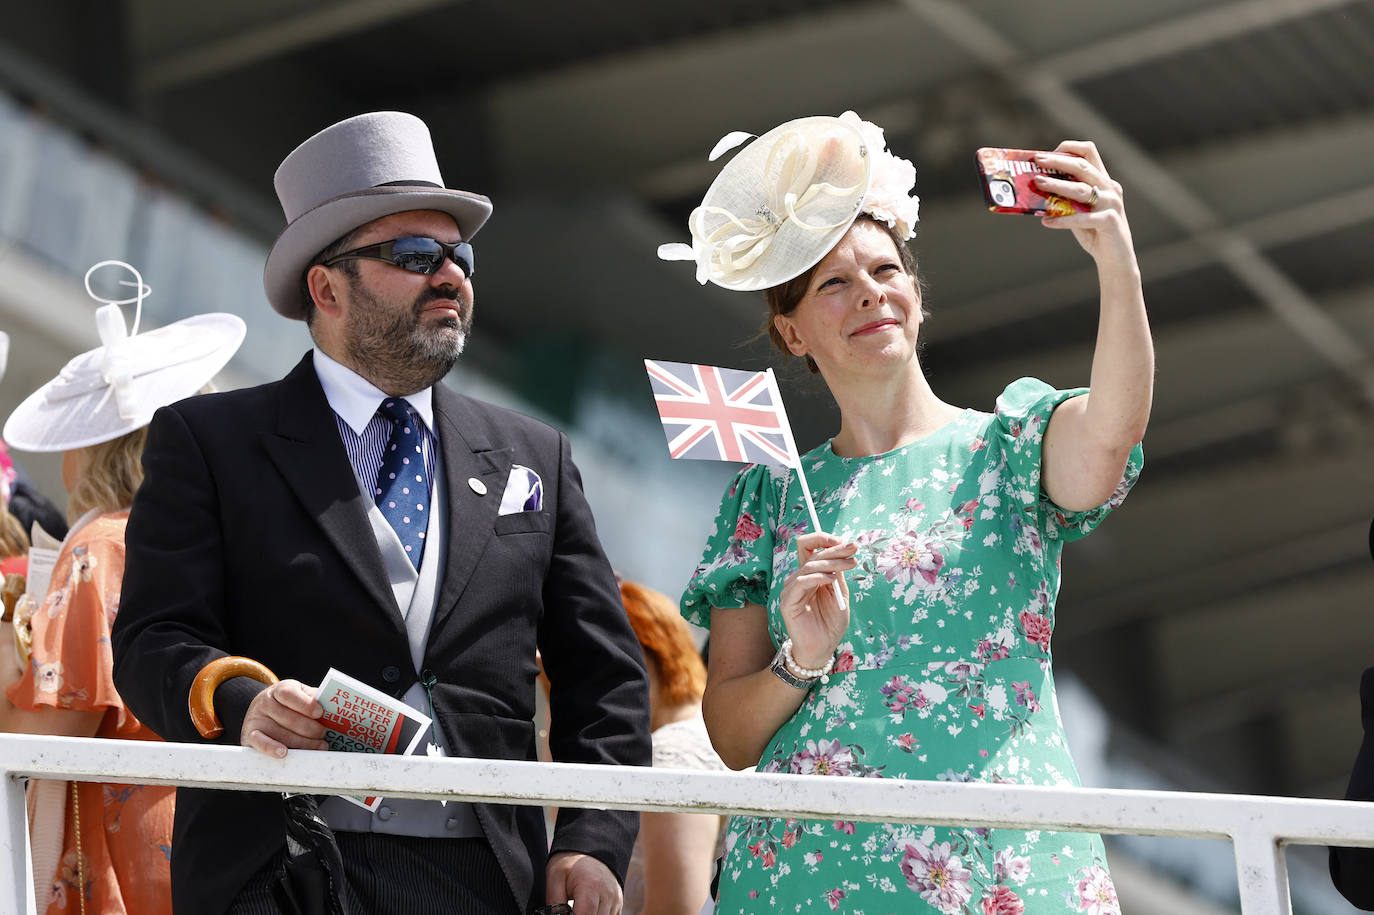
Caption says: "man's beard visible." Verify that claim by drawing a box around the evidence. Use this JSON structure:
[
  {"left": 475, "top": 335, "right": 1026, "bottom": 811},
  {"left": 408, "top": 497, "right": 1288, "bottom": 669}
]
[{"left": 344, "top": 283, "right": 473, "bottom": 394}]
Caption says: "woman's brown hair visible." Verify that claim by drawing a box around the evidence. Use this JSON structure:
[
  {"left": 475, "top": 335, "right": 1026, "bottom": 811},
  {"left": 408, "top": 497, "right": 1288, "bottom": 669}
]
[
  {"left": 763, "top": 215, "right": 926, "bottom": 374},
  {"left": 619, "top": 579, "right": 707, "bottom": 708}
]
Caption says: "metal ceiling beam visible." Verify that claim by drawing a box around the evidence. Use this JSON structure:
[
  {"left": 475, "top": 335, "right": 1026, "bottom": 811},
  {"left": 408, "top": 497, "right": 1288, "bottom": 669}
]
[
  {"left": 898, "top": 0, "right": 1374, "bottom": 403},
  {"left": 1045, "top": 0, "right": 1360, "bottom": 83},
  {"left": 138, "top": 0, "right": 456, "bottom": 92}
]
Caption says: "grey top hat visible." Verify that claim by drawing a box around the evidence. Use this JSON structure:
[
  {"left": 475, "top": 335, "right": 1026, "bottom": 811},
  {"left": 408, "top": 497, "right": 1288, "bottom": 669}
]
[{"left": 263, "top": 111, "right": 493, "bottom": 320}]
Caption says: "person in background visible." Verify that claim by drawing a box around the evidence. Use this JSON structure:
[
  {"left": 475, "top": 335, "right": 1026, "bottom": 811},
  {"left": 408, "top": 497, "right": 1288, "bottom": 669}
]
[
  {"left": 0, "top": 437, "right": 29, "bottom": 634},
  {"left": 0, "top": 331, "right": 68, "bottom": 549},
  {"left": 1329, "top": 519, "right": 1374, "bottom": 909},
  {"left": 617, "top": 579, "right": 727, "bottom": 915},
  {"left": 5, "top": 458, "right": 70, "bottom": 546},
  {"left": 1330, "top": 667, "right": 1374, "bottom": 909},
  {"left": 0, "top": 444, "right": 28, "bottom": 576},
  {"left": 0, "top": 332, "right": 33, "bottom": 704},
  {"left": 0, "top": 281, "right": 244, "bottom": 915},
  {"left": 0, "top": 333, "right": 34, "bottom": 573},
  {"left": 662, "top": 112, "right": 1150, "bottom": 912}
]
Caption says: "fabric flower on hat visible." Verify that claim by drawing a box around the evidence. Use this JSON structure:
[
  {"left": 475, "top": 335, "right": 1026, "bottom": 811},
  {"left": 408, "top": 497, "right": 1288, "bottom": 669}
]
[{"left": 839, "top": 111, "right": 920, "bottom": 240}]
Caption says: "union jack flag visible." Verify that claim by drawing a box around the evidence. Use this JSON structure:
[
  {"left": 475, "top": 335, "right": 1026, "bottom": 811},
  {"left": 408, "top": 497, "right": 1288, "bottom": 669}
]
[{"left": 644, "top": 359, "right": 796, "bottom": 468}]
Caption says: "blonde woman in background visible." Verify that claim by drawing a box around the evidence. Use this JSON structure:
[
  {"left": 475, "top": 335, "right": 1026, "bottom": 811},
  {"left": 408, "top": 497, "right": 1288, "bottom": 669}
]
[
  {"left": 0, "top": 264, "right": 244, "bottom": 914},
  {"left": 0, "top": 427, "right": 168, "bottom": 915}
]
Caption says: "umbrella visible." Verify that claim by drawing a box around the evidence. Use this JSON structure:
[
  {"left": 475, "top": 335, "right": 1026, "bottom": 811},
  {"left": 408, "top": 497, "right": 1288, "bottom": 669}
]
[{"left": 191, "top": 656, "right": 351, "bottom": 914}]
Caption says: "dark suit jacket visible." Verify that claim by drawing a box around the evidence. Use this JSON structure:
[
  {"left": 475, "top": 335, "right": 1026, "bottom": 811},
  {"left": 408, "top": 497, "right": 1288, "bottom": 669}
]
[
  {"left": 1331, "top": 665, "right": 1374, "bottom": 909},
  {"left": 110, "top": 353, "right": 651, "bottom": 915}
]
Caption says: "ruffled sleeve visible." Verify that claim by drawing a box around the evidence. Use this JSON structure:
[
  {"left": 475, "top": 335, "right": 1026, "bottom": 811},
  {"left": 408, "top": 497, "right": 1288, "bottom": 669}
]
[
  {"left": 6, "top": 519, "right": 131, "bottom": 724},
  {"left": 993, "top": 377, "right": 1144, "bottom": 543},
  {"left": 680, "top": 463, "right": 779, "bottom": 628}
]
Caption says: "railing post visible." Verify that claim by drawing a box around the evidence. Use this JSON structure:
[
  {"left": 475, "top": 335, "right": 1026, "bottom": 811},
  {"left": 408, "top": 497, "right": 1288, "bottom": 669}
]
[
  {"left": 2, "top": 772, "right": 33, "bottom": 915},
  {"left": 1232, "top": 827, "right": 1292, "bottom": 915}
]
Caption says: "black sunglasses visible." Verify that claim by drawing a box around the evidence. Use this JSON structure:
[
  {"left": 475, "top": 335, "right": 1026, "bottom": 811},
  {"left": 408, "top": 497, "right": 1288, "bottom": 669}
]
[{"left": 322, "top": 236, "right": 474, "bottom": 278}]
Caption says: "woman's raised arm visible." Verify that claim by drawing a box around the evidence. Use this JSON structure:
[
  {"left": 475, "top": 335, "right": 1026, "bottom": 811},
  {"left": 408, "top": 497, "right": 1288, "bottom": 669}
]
[{"left": 1035, "top": 140, "right": 1154, "bottom": 512}]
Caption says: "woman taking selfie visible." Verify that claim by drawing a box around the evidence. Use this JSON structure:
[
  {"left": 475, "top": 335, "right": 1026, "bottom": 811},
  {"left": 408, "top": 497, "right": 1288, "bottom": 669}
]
[{"left": 662, "top": 113, "right": 1150, "bottom": 913}]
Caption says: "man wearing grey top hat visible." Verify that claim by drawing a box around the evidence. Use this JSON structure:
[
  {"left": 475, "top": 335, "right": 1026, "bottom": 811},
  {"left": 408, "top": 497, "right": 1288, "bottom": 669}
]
[{"left": 111, "top": 112, "right": 651, "bottom": 915}]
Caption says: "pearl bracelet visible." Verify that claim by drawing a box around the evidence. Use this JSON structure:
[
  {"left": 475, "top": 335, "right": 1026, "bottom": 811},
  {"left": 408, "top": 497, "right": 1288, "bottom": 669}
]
[{"left": 781, "top": 638, "right": 835, "bottom": 680}]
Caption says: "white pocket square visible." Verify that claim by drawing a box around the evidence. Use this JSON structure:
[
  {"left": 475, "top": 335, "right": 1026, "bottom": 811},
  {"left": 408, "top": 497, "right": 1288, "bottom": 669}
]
[{"left": 498, "top": 464, "right": 543, "bottom": 515}]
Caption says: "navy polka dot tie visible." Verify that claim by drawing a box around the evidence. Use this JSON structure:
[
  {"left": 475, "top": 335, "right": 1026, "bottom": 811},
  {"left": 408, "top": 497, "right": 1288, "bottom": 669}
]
[{"left": 374, "top": 398, "right": 429, "bottom": 569}]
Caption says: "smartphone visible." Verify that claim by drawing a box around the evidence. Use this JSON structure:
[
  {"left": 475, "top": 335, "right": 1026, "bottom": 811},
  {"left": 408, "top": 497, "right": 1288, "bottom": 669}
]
[{"left": 975, "top": 147, "right": 1089, "bottom": 216}]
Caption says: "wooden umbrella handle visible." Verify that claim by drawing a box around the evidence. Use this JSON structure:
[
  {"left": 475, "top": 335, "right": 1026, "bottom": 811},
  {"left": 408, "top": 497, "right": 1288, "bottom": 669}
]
[{"left": 189, "top": 656, "right": 279, "bottom": 739}]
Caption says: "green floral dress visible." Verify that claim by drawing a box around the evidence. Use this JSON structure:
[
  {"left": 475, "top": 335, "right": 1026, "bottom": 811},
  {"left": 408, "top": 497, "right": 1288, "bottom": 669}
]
[{"left": 682, "top": 379, "right": 1142, "bottom": 915}]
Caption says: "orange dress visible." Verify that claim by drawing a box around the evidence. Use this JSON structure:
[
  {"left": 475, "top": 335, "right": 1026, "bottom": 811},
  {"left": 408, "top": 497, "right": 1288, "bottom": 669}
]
[{"left": 6, "top": 511, "right": 174, "bottom": 915}]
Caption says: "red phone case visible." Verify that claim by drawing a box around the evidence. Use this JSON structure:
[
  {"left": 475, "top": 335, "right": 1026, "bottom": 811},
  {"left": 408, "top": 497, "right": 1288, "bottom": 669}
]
[{"left": 975, "top": 147, "right": 1089, "bottom": 216}]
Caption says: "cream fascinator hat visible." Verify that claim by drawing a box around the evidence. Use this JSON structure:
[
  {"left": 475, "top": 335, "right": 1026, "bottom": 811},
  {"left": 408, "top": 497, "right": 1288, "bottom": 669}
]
[
  {"left": 3, "top": 261, "right": 246, "bottom": 452},
  {"left": 658, "top": 111, "right": 920, "bottom": 291}
]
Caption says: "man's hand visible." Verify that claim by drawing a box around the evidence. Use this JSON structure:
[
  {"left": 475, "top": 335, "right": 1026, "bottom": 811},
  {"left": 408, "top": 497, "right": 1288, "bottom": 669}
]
[
  {"left": 546, "top": 851, "right": 622, "bottom": 915},
  {"left": 240, "top": 679, "right": 327, "bottom": 758}
]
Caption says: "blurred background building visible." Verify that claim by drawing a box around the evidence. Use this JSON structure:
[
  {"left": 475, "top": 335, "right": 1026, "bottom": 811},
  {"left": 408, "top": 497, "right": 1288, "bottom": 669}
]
[{"left": 1, "top": 1, "right": 1372, "bottom": 910}]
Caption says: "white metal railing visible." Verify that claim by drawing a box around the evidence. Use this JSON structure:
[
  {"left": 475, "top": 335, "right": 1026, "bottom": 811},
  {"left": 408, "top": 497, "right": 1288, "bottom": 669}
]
[{"left": 2, "top": 734, "right": 1371, "bottom": 915}]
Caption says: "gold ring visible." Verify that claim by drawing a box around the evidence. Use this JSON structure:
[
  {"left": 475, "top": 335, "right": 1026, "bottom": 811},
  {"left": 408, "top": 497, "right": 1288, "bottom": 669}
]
[{"left": 1087, "top": 186, "right": 1099, "bottom": 208}]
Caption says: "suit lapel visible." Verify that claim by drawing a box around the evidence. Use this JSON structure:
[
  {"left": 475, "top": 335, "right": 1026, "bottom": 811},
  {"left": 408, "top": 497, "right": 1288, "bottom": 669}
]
[
  {"left": 261, "top": 354, "right": 403, "bottom": 631},
  {"left": 430, "top": 384, "right": 509, "bottom": 635}
]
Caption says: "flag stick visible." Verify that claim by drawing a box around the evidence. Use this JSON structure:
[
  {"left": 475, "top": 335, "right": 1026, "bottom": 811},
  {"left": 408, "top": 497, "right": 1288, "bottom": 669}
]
[
  {"left": 767, "top": 370, "right": 822, "bottom": 531},
  {"left": 766, "top": 369, "right": 846, "bottom": 610}
]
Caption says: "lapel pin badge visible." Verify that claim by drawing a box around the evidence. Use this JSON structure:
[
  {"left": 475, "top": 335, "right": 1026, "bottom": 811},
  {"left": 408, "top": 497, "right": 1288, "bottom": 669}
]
[{"left": 468, "top": 477, "right": 487, "bottom": 496}]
